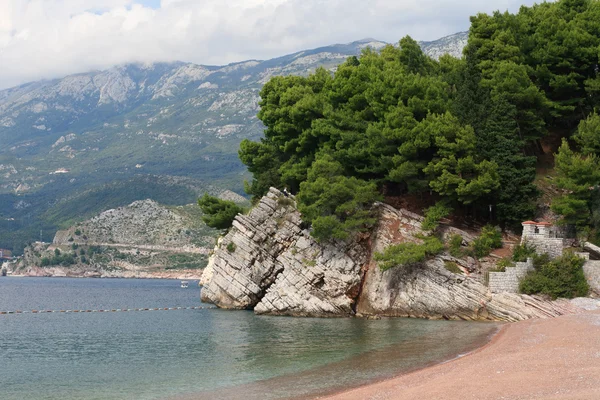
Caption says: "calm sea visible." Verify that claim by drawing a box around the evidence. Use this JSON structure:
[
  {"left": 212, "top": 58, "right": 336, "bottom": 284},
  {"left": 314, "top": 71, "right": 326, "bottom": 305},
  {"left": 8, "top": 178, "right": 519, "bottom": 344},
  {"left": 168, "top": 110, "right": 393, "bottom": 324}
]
[{"left": 0, "top": 277, "right": 498, "bottom": 400}]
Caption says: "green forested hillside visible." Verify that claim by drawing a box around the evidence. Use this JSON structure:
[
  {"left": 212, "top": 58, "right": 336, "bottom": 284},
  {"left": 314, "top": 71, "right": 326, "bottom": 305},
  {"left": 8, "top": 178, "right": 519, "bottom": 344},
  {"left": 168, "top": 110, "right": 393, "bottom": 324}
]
[{"left": 240, "top": 0, "right": 600, "bottom": 242}]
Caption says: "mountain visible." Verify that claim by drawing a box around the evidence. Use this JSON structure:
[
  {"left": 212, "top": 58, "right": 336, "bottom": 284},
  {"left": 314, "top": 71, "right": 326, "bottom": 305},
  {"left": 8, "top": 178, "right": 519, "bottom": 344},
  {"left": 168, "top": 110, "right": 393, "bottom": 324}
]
[
  {"left": 420, "top": 32, "right": 468, "bottom": 60},
  {"left": 0, "top": 32, "right": 467, "bottom": 252}
]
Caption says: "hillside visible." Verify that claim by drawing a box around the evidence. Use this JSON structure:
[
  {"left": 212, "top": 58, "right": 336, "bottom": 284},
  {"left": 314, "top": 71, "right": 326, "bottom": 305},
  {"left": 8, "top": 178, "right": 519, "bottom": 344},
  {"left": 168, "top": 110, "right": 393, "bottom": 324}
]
[
  {"left": 0, "top": 32, "right": 467, "bottom": 253},
  {"left": 12, "top": 199, "right": 226, "bottom": 278}
]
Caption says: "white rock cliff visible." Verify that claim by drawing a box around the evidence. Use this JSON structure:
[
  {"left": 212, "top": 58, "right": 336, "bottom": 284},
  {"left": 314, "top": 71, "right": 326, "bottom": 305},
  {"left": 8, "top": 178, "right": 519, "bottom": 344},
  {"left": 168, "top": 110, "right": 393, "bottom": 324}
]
[{"left": 201, "top": 188, "right": 585, "bottom": 321}]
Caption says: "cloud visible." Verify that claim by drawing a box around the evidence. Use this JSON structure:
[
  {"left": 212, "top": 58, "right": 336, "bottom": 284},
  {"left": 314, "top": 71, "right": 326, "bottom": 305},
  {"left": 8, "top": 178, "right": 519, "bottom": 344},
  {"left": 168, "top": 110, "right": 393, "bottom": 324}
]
[{"left": 0, "top": 0, "right": 541, "bottom": 89}]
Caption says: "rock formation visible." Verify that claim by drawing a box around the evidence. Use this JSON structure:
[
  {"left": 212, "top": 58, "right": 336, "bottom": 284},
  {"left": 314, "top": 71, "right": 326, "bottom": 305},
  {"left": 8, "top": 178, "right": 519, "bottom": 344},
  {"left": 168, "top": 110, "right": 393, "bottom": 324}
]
[
  {"left": 201, "top": 188, "right": 365, "bottom": 316},
  {"left": 201, "top": 188, "right": 594, "bottom": 321}
]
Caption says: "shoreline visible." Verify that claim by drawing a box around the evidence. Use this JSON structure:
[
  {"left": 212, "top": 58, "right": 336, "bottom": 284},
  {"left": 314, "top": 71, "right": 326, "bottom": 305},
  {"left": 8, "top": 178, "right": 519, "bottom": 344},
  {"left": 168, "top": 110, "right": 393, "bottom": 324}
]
[
  {"left": 169, "top": 318, "right": 500, "bottom": 400},
  {"left": 322, "top": 310, "right": 600, "bottom": 400},
  {"left": 297, "top": 322, "right": 505, "bottom": 400}
]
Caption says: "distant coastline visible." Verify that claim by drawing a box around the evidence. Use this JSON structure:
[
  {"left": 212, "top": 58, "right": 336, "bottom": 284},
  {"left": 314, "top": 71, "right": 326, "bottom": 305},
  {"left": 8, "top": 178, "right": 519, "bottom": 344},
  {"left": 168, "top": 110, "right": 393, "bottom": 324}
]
[{"left": 3, "top": 269, "right": 202, "bottom": 280}]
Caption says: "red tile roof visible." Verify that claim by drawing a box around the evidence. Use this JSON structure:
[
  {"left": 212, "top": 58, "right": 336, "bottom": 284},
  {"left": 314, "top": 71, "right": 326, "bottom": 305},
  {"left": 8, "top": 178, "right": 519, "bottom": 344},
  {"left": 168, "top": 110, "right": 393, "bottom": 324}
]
[{"left": 522, "top": 221, "right": 537, "bottom": 225}]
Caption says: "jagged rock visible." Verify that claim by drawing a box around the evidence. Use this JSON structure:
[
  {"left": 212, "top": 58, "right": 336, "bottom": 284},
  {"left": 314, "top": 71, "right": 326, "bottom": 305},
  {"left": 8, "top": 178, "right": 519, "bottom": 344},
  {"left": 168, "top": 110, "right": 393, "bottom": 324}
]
[
  {"left": 202, "top": 189, "right": 590, "bottom": 321},
  {"left": 356, "top": 204, "right": 491, "bottom": 320},
  {"left": 255, "top": 240, "right": 364, "bottom": 317},
  {"left": 201, "top": 188, "right": 365, "bottom": 316}
]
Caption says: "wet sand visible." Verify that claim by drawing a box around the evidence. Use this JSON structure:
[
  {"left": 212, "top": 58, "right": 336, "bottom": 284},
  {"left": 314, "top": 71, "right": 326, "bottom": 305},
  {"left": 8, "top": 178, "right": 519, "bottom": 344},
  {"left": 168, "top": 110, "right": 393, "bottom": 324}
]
[{"left": 323, "top": 311, "right": 600, "bottom": 400}]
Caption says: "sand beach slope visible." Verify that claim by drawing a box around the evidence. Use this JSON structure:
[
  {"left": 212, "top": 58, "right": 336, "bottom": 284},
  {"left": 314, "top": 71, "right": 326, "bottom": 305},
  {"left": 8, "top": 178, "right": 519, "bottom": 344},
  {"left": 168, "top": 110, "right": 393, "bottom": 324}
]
[{"left": 324, "top": 310, "right": 600, "bottom": 400}]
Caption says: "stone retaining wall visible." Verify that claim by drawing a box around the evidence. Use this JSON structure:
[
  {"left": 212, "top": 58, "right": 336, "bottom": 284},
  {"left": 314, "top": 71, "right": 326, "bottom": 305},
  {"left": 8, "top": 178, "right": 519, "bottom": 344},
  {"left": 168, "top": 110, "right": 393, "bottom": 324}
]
[
  {"left": 489, "top": 259, "right": 534, "bottom": 294},
  {"left": 526, "top": 237, "right": 564, "bottom": 258}
]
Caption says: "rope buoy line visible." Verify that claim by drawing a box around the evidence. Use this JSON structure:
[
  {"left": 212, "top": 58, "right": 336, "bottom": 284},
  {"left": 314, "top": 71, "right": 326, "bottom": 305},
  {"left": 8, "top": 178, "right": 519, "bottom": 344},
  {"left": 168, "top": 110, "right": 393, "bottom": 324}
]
[{"left": 0, "top": 306, "right": 215, "bottom": 315}]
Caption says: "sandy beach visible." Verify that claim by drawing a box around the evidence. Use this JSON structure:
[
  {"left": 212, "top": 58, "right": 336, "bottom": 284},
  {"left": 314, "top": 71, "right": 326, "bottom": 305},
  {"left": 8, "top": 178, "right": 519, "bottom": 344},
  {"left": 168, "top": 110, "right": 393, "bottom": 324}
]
[{"left": 324, "top": 311, "right": 600, "bottom": 400}]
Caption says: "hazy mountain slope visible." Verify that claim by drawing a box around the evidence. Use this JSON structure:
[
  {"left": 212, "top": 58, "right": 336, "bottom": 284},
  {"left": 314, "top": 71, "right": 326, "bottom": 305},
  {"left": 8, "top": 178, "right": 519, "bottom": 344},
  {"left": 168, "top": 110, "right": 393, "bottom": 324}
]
[
  {"left": 420, "top": 32, "right": 468, "bottom": 60},
  {"left": 0, "top": 32, "right": 467, "bottom": 252}
]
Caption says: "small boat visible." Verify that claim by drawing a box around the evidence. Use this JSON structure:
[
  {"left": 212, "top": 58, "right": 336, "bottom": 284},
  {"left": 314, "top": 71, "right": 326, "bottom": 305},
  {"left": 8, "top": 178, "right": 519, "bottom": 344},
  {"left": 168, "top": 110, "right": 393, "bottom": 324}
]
[{"left": 180, "top": 280, "right": 189, "bottom": 288}]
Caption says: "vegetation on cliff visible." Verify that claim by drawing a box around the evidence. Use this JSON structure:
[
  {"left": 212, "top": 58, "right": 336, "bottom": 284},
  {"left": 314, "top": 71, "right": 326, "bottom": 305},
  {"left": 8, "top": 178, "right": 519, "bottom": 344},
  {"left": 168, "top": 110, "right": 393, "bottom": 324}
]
[
  {"left": 239, "top": 0, "right": 600, "bottom": 242},
  {"left": 520, "top": 252, "right": 590, "bottom": 299},
  {"left": 375, "top": 236, "right": 444, "bottom": 271},
  {"left": 198, "top": 194, "right": 246, "bottom": 230}
]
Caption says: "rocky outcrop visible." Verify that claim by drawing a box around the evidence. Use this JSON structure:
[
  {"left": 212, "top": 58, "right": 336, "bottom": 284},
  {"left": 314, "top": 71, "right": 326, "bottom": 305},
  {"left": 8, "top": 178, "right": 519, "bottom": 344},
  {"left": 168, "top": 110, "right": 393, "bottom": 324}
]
[
  {"left": 354, "top": 204, "right": 582, "bottom": 322},
  {"left": 201, "top": 188, "right": 365, "bottom": 316},
  {"left": 201, "top": 188, "right": 592, "bottom": 321},
  {"left": 356, "top": 259, "right": 581, "bottom": 322}
]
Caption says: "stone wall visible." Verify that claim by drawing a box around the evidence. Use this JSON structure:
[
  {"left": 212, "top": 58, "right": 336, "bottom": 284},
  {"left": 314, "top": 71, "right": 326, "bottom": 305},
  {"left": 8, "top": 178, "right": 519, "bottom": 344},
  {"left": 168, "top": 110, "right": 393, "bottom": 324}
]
[
  {"left": 525, "top": 237, "right": 564, "bottom": 258},
  {"left": 489, "top": 259, "right": 534, "bottom": 294},
  {"left": 520, "top": 222, "right": 564, "bottom": 259}
]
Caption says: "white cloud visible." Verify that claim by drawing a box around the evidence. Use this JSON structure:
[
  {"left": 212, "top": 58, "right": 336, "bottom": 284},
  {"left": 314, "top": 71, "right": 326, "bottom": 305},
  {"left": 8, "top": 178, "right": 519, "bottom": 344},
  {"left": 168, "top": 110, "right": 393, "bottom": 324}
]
[{"left": 0, "top": 0, "right": 541, "bottom": 89}]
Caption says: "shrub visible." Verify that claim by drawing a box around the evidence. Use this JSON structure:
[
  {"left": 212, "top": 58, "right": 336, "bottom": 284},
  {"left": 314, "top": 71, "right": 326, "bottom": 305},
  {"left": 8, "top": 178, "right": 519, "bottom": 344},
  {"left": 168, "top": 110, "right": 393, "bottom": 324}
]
[
  {"left": 88, "top": 246, "right": 103, "bottom": 255},
  {"left": 512, "top": 242, "right": 537, "bottom": 262},
  {"left": 444, "top": 261, "right": 462, "bottom": 274},
  {"left": 472, "top": 225, "right": 502, "bottom": 258},
  {"left": 198, "top": 193, "right": 246, "bottom": 230},
  {"left": 277, "top": 197, "right": 295, "bottom": 207},
  {"left": 167, "top": 254, "right": 208, "bottom": 270},
  {"left": 448, "top": 234, "right": 464, "bottom": 257},
  {"left": 421, "top": 203, "right": 451, "bottom": 232},
  {"left": 375, "top": 236, "right": 444, "bottom": 271},
  {"left": 520, "top": 252, "right": 589, "bottom": 299},
  {"left": 40, "top": 252, "right": 77, "bottom": 267},
  {"left": 226, "top": 242, "right": 236, "bottom": 253},
  {"left": 532, "top": 252, "right": 551, "bottom": 269},
  {"left": 494, "top": 258, "right": 514, "bottom": 272},
  {"left": 302, "top": 258, "right": 316, "bottom": 267},
  {"left": 74, "top": 229, "right": 82, "bottom": 236}
]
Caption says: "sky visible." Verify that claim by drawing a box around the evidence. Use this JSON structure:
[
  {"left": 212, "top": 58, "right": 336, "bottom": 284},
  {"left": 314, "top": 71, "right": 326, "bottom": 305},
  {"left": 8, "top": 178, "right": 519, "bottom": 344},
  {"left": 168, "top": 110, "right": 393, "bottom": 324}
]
[{"left": 0, "top": 0, "right": 543, "bottom": 90}]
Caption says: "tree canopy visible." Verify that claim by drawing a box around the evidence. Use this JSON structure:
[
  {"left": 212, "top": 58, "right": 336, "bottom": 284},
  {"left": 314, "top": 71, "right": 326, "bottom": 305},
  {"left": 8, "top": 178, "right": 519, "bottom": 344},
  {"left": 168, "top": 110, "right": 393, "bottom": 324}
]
[
  {"left": 238, "top": 0, "right": 600, "bottom": 241},
  {"left": 198, "top": 194, "right": 245, "bottom": 230}
]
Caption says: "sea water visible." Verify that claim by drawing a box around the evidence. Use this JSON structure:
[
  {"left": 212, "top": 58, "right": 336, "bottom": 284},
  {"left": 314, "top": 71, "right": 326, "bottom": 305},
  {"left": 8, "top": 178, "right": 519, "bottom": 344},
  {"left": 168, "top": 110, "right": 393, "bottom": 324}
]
[{"left": 0, "top": 277, "right": 498, "bottom": 400}]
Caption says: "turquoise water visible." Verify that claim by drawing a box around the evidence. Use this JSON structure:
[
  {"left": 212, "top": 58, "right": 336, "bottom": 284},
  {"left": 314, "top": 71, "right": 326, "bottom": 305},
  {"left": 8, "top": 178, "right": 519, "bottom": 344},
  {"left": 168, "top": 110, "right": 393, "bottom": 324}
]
[{"left": 0, "top": 277, "right": 499, "bottom": 400}]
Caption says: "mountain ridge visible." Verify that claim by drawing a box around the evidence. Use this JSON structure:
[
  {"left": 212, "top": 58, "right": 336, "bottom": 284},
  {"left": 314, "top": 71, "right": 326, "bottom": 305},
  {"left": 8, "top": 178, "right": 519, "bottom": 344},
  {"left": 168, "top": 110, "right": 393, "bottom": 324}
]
[{"left": 0, "top": 32, "right": 468, "bottom": 252}]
